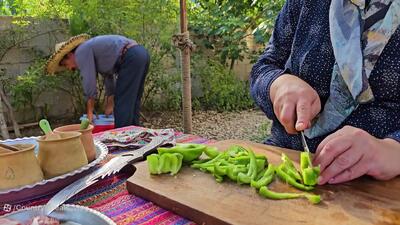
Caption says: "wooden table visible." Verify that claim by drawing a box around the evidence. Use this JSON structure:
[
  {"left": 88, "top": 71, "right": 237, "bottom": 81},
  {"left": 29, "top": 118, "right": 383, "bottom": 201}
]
[{"left": 127, "top": 139, "right": 400, "bottom": 225}]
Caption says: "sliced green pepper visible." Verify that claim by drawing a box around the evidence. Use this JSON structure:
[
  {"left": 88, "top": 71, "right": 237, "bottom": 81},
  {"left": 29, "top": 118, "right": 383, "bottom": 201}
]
[
  {"left": 259, "top": 186, "right": 321, "bottom": 204},
  {"left": 255, "top": 167, "right": 268, "bottom": 181},
  {"left": 237, "top": 148, "right": 258, "bottom": 184},
  {"left": 146, "top": 153, "right": 183, "bottom": 175},
  {"left": 276, "top": 164, "right": 314, "bottom": 191},
  {"left": 158, "top": 143, "right": 206, "bottom": 162},
  {"left": 259, "top": 186, "right": 302, "bottom": 200},
  {"left": 204, "top": 146, "right": 220, "bottom": 159},
  {"left": 191, "top": 152, "right": 226, "bottom": 169},
  {"left": 250, "top": 164, "right": 275, "bottom": 189},
  {"left": 226, "top": 165, "right": 246, "bottom": 181},
  {"left": 214, "top": 161, "right": 228, "bottom": 176},
  {"left": 300, "top": 152, "right": 320, "bottom": 186},
  {"left": 281, "top": 153, "right": 302, "bottom": 181},
  {"left": 256, "top": 159, "right": 266, "bottom": 173},
  {"left": 147, "top": 154, "right": 160, "bottom": 175},
  {"left": 228, "top": 155, "right": 267, "bottom": 165}
]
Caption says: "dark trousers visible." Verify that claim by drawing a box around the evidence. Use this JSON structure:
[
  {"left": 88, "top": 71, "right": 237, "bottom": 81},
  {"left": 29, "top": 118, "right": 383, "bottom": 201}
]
[{"left": 114, "top": 45, "right": 150, "bottom": 128}]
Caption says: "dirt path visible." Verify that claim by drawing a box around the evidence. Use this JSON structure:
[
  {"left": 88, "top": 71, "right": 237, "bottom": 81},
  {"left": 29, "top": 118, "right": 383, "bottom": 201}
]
[{"left": 143, "top": 109, "right": 271, "bottom": 143}]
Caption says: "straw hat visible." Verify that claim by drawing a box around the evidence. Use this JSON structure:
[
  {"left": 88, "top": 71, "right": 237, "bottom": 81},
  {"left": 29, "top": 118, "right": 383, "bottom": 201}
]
[{"left": 46, "top": 34, "right": 91, "bottom": 74}]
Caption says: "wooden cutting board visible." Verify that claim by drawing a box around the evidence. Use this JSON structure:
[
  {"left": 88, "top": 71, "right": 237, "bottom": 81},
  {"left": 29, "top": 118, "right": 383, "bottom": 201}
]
[{"left": 127, "top": 139, "right": 400, "bottom": 225}]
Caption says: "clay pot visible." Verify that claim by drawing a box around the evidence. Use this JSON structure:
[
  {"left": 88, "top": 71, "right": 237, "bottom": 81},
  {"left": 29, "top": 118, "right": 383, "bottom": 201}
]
[
  {"left": 37, "top": 131, "right": 88, "bottom": 179},
  {"left": 0, "top": 144, "right": 44, "bottom": 190},
  {"left": 54, "top": 124, "right": 96, "bottom": 162}
]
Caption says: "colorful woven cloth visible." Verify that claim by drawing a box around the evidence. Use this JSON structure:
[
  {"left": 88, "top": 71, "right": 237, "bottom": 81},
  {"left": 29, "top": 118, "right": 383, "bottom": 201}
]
[
  {"left": 97, "top": 128, "right": 176, "bottom": 151},
  {"left": 1, "top": 126, "right": 213, "bottom": 224}
]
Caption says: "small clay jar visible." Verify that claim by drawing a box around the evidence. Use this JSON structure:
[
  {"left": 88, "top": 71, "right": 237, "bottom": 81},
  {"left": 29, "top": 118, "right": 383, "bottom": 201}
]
[
  {"left": 37, "top": 131, "right": 88, "bottom": 179},
  {"left": 0, "top": 144, "right": 44, "bottom": 190},
  {"left": 54, "top": 124, "right": 96, "bottom": 162}
]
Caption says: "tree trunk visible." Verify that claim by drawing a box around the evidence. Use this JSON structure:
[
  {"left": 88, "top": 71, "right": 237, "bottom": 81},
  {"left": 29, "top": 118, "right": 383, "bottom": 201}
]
[
  {"left": 180, "top": 0, "right": 193, "bottom": 134},
  {"left": 0, "top": 85, "right": 20, "bottom": 137},
  {"left": 0, "top": 93, "right": 10, "bottom": 139}
]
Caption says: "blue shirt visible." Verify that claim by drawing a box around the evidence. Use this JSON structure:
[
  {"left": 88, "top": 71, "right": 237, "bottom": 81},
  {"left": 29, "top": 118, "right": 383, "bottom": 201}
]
[
  {"left": 250, "top": 0, "right": 400, "bottom": 152},
  {"left": 75, "top": 35, "right": 136, "bottom": 99}
]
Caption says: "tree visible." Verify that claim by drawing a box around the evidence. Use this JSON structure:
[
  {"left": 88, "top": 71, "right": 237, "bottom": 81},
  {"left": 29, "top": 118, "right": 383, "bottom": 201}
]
[{"left": 189, "top": 0, "right": 285, "bottom": 69}]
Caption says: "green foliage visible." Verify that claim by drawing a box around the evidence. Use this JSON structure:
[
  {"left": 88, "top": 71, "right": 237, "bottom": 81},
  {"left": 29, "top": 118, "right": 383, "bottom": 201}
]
[
  {"left": 9, "top": 59, "right": 85, "bottom": 119},
  {"left": 143, "top": 54, "right": 254, "bottom": 112},
  {"left": 0, "top": 0, "right": 71, "bottom": 17},
  {"left": 193, "top": 56, "right": 254, "bottom": 111},
  {"left": 2, "top": 0, "right": 278, "bottom": 117},
  {"left": 189, "top": 0, "right": 285, "bottom": 65}
]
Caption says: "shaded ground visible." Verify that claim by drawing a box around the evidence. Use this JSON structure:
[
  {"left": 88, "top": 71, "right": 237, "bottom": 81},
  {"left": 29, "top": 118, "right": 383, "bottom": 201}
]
[{"left": 6, "top": 109, "right": 272, "bottom": 143}]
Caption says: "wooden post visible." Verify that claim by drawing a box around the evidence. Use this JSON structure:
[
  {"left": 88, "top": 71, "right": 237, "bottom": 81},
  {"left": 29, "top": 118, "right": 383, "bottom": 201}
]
[{"left": 179, "top": 0, "right": 193, "bottom": 134}]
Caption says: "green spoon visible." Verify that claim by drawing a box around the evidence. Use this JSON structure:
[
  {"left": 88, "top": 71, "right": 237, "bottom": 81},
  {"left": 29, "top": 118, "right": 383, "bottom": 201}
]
[
  {"left": 39, "top": 119, "right": 61, "bottom": 140},
  {"left": 39, "top": 119, "right": 53, "bottom": 135},
  {"left": 80, "top": 118, "right": 90, "bottom": 130}
]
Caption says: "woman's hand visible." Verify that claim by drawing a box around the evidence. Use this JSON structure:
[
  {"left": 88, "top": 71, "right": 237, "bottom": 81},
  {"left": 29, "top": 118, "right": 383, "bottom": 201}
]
[
  {"left": 314, "top": 126, "right": 400, "bottom": 184},
  {"left": 270, "top": 74, "right": 321, "bottom": 133}
]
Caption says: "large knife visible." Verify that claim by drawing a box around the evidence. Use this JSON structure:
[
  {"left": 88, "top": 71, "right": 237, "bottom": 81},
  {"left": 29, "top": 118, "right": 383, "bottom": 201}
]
[
  {"left": 43, "top": 135, "right": 166, "bottom": 216},
  {"left": 300, "top": 131, "right": 310, "bottom": 153}
]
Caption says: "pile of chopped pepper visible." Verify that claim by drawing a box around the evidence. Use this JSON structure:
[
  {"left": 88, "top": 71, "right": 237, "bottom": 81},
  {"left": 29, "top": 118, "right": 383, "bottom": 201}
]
[{"left": 146, "top": 144, "right": 321, "bottom": 204}]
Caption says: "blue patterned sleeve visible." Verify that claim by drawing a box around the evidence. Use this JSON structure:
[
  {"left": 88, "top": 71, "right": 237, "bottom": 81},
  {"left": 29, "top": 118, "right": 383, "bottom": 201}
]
[
  {"left": 249, "top": 0, "right": 300, "bottom": 119},
  {"left": 386, "top": 131, "right": 400, "bottom": 143}
]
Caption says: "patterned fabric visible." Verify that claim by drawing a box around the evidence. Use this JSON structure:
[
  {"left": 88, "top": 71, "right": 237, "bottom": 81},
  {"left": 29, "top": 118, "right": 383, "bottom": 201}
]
[
  {"left": 305, "top": 0, "right": 400, "bottom": 138},
  {"left": 250, "top": 0, "right": 400, "bottom": 152},
  {"left": 97, "top": 128, "right": 176, "bottom": 150},
  {"left": 0, "top": 126, "right": 213, "bottom": 225}
]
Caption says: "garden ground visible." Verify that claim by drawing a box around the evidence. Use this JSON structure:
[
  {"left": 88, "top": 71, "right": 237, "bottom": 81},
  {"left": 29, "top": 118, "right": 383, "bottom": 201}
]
[{"left": 13, "top": 109, "right": 272, "bottom": 143}]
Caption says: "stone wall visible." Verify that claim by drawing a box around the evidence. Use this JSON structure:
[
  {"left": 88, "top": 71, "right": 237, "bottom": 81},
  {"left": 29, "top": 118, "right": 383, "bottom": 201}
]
[{"left": 0, "top": 16, "right": 74, "bottom": 123}]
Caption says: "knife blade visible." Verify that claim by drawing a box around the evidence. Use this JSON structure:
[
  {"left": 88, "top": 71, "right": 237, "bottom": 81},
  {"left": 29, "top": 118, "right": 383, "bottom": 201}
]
[
  {"left": 300, "top": 131, "right": 310, "bottom": 153},
  {"left": 43, "top": 135, "right": 166, "bottom": 216}
]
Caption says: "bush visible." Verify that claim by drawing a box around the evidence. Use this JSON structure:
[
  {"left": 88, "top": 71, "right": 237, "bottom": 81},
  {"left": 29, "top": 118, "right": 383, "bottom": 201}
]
[
  {"left": 8, "top": 59, "right": 86, "bottom": 120},
  {"left": 142, "top": 53, "right": 254, "bottom": 112},
  {"left": 193, "top": 56, "right": 254, "bottom": 111}
]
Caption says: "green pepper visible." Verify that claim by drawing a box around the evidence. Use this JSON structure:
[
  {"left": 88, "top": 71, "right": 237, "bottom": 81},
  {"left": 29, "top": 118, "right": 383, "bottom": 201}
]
[
  {"left": 204, "top": 146, "right": 220, "bottom": 159},
  {"left": 214, "top": 161, "right": 228, "bottom": 176},
  {"left": 225, "top": 165, "right": 246, "bottom": 181},
  {"left": 259, "top": 186, "right": 321, "bottom": 204},
  {"left": 226, "top": 145, "right": 247, "bottom": 157},
  {"left": 237, "top": 148, "right": 258, "bottom": 184},
  {"left": 146, "top": 153, "right": 183, "bottom": 175},
  {"left": 228, "top": 155, "right": 267, "bottom": 165},
  {"left": 276, "top": 164, "right": 314, "bottom": 191},
  {"left": 250, "top": 164, "right": 275, "bottom": 189},
  {"left": 255, "top": 167, "right": 268, "bottom": 181},
  {"left": 147, "top": 154, "right": 160, "bottom": 175},
  {"left": 158, "top": 143, "right": 206, "bottom": 162},
  {"left": 300, "top": 152, "right": 320, "bottom": 186},
  {"left": 214, "top": 173, "right": 224, "bottom": 183},
  {"left": 281, "top": 153, "right": 302, "bottom": 181},
  {"left": 191, "top": 152, "right": 226, "bottom": 169},
  {"left": 259, "top": 186, "right": 302, "bottom": 200},
  {"left": 300, "top": 152, "right": 312, "bottom": 170}
]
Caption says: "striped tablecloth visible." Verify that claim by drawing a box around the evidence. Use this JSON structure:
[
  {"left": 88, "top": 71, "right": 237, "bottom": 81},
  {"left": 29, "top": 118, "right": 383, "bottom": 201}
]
[{"left": 1, "top": 126, "right": 214, "bottom": 224}]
